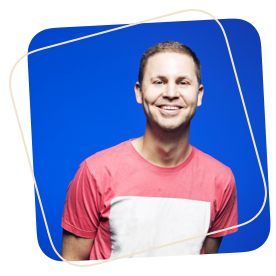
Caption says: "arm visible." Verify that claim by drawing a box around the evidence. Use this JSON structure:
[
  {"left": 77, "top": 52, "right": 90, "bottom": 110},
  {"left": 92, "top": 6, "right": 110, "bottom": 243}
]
[
  {"left": 203, "top": 236, "right": 223, "bottom": 254},
  {"left": 61, "top": 229, "right": 95, "bottom": 261}
]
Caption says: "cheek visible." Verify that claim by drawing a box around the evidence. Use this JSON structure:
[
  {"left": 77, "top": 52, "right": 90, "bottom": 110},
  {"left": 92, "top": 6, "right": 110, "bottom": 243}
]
[
  {"left": 183, "top": 92, "right": 198, "bottom": 106},
  {"left": 143, "top": 90, "right": 159, "bottom": 105}
]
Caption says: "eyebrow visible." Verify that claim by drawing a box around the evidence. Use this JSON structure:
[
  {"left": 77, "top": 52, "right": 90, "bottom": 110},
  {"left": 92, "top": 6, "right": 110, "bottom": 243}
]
[{"left": 150, "top": 75, "right": 192, "bottom": 81}]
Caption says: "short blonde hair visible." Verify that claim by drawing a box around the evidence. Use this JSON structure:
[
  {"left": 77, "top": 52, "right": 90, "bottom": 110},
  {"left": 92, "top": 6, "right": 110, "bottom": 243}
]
[{"left": 138, "top": 41, "right": 201, "bottom": 85}]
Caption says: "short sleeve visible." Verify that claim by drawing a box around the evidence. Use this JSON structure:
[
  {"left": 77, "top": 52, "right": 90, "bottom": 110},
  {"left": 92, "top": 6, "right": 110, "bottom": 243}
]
[
  {"left": 61, "top": 161, "right": 101, "bottom": 238},
  {"left": 208, "top": 169, "right": 238, "bottom": 237}
]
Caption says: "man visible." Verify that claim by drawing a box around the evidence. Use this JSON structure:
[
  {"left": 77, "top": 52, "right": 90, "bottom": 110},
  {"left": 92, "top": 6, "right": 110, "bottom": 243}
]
[{"left": 61, "top": 41, "right": 238, "bottom": 261}]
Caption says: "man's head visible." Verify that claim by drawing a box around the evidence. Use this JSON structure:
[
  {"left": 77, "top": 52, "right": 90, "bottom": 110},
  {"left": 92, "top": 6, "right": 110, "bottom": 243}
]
[{"left": 134, "top": 41, "right": 204, "bottom": 132}]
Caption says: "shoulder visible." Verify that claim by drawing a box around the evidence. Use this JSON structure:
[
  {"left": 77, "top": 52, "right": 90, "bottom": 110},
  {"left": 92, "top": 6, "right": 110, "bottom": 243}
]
[
  {"left": 192, "top": 147, "right": 235, "bottom": 187},
  {"left": 84, "top": 140, "right": 130, "bottom": 174},
  {"left": 193, "top": 147, "right": 230, "bottom": 170}
]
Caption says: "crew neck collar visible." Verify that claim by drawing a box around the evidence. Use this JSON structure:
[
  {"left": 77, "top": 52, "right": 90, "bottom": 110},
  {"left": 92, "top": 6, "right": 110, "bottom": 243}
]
[{"left": 127, "top": 139, "right": 196, "bottom": 174}]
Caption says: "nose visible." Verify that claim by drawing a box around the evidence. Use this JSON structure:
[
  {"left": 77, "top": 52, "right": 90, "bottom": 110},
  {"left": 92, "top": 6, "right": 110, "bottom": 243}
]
[{"left": 162, "top": 82, "right": 180, "bottom": 99}]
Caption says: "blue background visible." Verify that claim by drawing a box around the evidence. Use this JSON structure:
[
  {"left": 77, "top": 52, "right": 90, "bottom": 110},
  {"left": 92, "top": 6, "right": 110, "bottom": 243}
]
[{"left": 28, "top": 19, "right": 270, "bottom": 261}]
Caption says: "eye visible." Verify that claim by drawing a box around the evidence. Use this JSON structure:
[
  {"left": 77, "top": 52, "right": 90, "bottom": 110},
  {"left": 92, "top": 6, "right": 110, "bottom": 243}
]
[
  {"left": 154, "top": 80, "right": 164, "bottom": 85},
  {"left": 179, "top": 81, "right": 187, "bottom": 85},
  {"left": 155, "top": 81, "right": 187, "bottom": 85}
]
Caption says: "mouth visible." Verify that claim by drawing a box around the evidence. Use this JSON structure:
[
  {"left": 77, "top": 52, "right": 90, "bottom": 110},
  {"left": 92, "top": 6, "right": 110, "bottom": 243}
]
[
  {"left": 157, "top": 106, "right": 182, "bottom": 114},
  {"left": 158, "top": 105, "right": 182, "bottom": 110}
]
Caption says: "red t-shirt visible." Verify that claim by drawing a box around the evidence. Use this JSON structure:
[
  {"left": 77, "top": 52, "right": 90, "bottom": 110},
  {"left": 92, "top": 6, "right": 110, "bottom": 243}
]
[{"left": 62, "top": 140, "right": 238, "bottom": 259}]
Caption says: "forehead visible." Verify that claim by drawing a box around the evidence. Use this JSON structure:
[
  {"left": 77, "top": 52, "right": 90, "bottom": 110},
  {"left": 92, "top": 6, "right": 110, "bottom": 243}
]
[{"left": 144, "top": 52, "right": 196, "bottom": 78}]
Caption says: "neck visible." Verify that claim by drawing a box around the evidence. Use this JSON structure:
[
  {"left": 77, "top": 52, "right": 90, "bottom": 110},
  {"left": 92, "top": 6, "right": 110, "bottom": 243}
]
[{"left": 132, "top": 121, "right": 192, "bottom": 167}]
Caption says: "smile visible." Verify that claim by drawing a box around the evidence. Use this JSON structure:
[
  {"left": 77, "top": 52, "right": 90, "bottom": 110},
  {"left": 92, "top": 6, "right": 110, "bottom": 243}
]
[
  {"left": 157, "top": 107, "right": 182, "bottom": 114},
  {"left": 159, "top": 106, "right": 182, "bottom": 110}
]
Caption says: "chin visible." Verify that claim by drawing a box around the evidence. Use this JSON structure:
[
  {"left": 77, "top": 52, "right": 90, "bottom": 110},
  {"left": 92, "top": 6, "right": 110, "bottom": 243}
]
[
  {"left": 158, "top": 123, "right": 182, "bottom": 132},
  {"left": 158, "top": 119, "right": 191, "bottom": 132}
]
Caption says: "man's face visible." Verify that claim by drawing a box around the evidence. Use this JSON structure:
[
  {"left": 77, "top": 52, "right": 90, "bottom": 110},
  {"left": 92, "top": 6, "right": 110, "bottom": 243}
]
[{"left": 135, "top": 52, "right": 204, "bottom": 131}]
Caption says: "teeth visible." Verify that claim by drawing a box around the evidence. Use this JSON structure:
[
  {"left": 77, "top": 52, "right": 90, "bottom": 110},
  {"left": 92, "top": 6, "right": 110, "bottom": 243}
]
[{"left": 161, "top": 106, "right": 180, "bottom": 110}]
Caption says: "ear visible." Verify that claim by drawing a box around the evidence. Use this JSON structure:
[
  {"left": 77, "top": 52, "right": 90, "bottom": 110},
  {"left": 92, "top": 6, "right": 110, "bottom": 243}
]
[
  {"left": 134, "top": 82, "right": 143, "bottom": 105},
  {"left": 197, "top": 84, "right": 204, "bottom": 107}
]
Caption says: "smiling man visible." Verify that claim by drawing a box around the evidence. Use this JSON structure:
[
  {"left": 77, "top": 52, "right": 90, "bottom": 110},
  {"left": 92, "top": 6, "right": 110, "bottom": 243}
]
[
  {"left": 133, "top": 49, "right": 203, "bottom": 167},
  {"left": 61, "top": 41, "right": 238, "bottom": 261}
]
